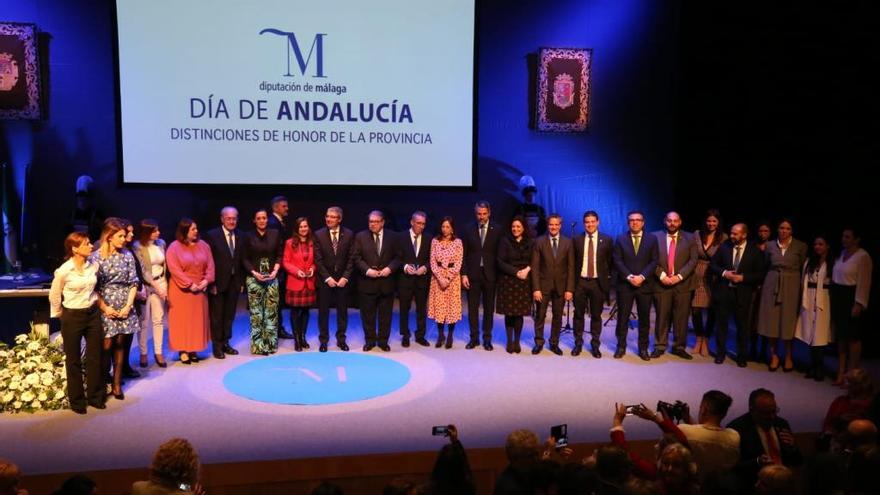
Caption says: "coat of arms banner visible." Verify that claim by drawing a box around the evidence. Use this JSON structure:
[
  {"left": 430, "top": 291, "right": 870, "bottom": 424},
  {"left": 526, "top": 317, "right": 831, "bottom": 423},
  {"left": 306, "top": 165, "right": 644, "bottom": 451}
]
[
  {"left": 536, "top": 47, "right": 591, "bottom": 132},
  {"left": 0, "top": 22, "right": 42, "bottom": 120}
]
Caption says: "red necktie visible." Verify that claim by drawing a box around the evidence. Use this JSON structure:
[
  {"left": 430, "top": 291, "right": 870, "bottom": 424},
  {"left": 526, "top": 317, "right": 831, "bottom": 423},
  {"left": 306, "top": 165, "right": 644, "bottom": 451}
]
[
  {"left": 668, "top": 235, "right": 677, "bottom": 276},
  {"left": 763, "top": 427, "right": 782, "bottom": 464}
]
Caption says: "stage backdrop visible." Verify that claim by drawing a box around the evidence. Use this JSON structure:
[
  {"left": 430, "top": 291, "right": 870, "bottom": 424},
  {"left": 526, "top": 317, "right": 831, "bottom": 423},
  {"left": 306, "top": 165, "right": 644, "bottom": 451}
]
[{"left": 0, "top": 0, "right": 678, "bottom": 265}]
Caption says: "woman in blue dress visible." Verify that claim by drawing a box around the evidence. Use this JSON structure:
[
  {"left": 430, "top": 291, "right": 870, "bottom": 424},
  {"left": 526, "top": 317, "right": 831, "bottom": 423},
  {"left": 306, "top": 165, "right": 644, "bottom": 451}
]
[{"left": 91, "top": 217, "right": 140, "bottom": 400}]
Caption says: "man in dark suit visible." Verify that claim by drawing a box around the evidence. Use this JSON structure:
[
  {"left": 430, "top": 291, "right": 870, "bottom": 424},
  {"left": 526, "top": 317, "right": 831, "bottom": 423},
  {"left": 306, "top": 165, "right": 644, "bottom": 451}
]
[
  {"left": 711, "top": 223, "right": 766, "bottom": 366},
  {"left": 397, "top": 211, "right": 431, "bottom": 347},
  {"left": 204, "top": 206, "right": 243, "bottom": 359},
  {"left": 461, "top": 200, "right": 503, "bottom": 350},
  {"left": 266, "top": 195, "right": 294, "bottom": 339},
  {"left": 572, "top": 210, "right": 613, "bottom": 358},
  {"left": 530, "top": 214, "right": 574, "bottom": 355},
  {"left": 727, "top": 388, "right": 803, "bottom": 490},
  {"left": 612, "top": 210, "right": 659, "bottom": 360},
  {"left": 352, "top": 210, "right": 400, "bottom": 351},
  {"left": 651, "top": 211, "right": 699, "bottom": 360},
  {"left": 313, "top": 206, "right": 354, "bottom": 352}
]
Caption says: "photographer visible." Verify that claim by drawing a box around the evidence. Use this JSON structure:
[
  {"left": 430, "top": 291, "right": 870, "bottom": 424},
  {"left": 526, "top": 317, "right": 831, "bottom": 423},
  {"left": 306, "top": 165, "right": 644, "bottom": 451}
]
[
  {"left": 132, "top": 438, "right": 204, "bottom": 495},
  {"left": 427, "top": 425, "right": 475, "bottom": 495},
  {"left": 609, "top": 403, "right": 689, "bottom": 480},
  {"left": 726, "top": 389, "right": 802, "bottom": 493},
  {"left": 675, "top": 391, "right": 740, "bottom": 483}
]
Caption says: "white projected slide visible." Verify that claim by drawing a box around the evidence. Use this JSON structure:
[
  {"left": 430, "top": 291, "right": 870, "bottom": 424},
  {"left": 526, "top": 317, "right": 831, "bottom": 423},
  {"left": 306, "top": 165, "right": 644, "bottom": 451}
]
[{"left": 114, "top": 0, "right": 475, "bottom": 186}]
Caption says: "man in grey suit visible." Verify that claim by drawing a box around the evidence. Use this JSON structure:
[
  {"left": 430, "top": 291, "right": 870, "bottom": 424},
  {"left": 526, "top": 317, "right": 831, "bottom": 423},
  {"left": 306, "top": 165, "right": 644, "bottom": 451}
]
[
  {"left": 651, "top": 211, "right": 699, "bottom": 359},
  {"left": 530, "top": 214, "right": 574, "bottom": 355}
]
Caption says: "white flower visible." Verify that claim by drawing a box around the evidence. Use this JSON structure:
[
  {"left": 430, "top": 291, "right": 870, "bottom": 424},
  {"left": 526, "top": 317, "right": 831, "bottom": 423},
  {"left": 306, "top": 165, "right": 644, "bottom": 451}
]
[
  {"left": 1, "top": 392, "right": 13, "bottom": 403},
  {"left": 27, "top": 341, "right": 41, "bottom": 352},
  {"left": 37, "top": 392, "right": 48, "bottom": 402},
  {"left": 54, "top": 389, "right": 66, "bottom": 401},
  {"left": 0, "top": 349, "right": 8, "bottom": 358},
  {"left": 25, "top": 373, "right": 40, "bottom": 385},
  {"left": 14, "top": 334, "right": 28, "bottom": 344},
  {"left": 20, "top": 391, "right": 35, "bottom": 402},
  {"left": 8, "top": 381, "right": 19, "bottom": 391},
  {"left": 31, "top": 400, "right": 41, "bottom": 409},
  {"left": 13, "top": 400, "right": 22, "bottom": 409}
]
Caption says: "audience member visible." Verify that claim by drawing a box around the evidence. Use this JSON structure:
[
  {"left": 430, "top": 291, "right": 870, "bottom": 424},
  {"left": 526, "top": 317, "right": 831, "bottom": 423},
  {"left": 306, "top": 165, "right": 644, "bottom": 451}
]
[
  {"left": 52, "top": 475, "right": 97, "bottom": 495},
  {"left": 823, "top": 369, "right": 875, "bottom": 436},
  {"left": 132, "top": 438, "right": 202, "bottom": 495},
  {"left": 426, "top": 425, "right": 475, "bottom": 495},
  {"left": 676, "top": 390, "right": 740, "bottom": 482},
  {"left": 754, "top": 465, "right": 796, "bottom": 495},
  {"left": 495, "top": 429, "right": 541, "bottom": 495},
  {"left": 0, "top": 459, "right": 27, "bottom": 495}
]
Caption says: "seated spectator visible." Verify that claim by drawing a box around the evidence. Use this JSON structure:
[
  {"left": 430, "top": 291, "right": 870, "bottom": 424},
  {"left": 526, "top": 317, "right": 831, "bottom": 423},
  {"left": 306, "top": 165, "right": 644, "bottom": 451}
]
[
  {"left": 494, "top": 429, "right": 541, "bottom": 495},
  {"left": 823, "top": 369, "right": 875, "bottom": 436},
  {"left": 310, "top": 482, "right": 344, "bottom": 495},
  {"left": 676, "top": 390, "right": 740, "bottom": 482},
  {"left": 132, "top": 438, "right": 202, "bottom": 495},
  {"left": 383, "top": 479, "right": 419, "bottom": 495},
  {"left": 727, "top": 388, "right": 803, "bottom": 492},
  {"left": 845, "top": 419, "right": 878, "bottom": 450},
  {"left": 593, "top": 444, "right": 633, "bottom": 494},
  {"left": 656, "top": 443, "right": 700, "bottom": 495},
  {"left": 847, "top": 444, "right": 880, "bottom": 495},
  {"left": 754, "top": 465, "right": 796, "bottom": 495},
  {"left": 621, "top": 477, "right": 660, "bottom": 495},
  {"left": 609, "top": 403, "right": 689, "bottom": 480},
  {"left": 426, "top": 425, "right": 475, "bottom": 495},
  {"left": 0, "top": 459, "right": 27, "bottom": 495},
  {"left": 52, "top": 475, "right": 97, "bottom": 495}
]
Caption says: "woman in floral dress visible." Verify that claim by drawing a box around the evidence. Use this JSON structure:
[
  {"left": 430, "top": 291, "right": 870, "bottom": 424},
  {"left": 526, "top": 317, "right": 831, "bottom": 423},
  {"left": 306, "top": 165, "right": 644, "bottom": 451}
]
[
  {"left": 242, "top": 209, "right": 283, "bottom": 355},
  {"left": 428, "top": 217, "right": 463, "bottom": 348}
]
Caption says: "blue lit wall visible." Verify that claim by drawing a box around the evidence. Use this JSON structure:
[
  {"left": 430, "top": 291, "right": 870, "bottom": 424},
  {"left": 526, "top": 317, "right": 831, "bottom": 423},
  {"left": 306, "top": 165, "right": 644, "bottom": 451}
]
[{"left": 0, "top": 0, "right": 678, "bottom": 265}]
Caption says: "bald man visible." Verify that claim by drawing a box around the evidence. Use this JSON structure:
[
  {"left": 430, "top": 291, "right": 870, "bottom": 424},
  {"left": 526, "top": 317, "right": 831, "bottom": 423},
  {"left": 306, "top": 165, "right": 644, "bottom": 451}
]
[{"left": 205, "top": 206, "right": 244, "bottom": 359}]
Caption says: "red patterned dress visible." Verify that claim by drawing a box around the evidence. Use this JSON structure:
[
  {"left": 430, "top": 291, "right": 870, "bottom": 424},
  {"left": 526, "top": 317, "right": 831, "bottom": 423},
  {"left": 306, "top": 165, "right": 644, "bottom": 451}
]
[{"left": 428, "top": 238, "right": 463, "bottom": 324}]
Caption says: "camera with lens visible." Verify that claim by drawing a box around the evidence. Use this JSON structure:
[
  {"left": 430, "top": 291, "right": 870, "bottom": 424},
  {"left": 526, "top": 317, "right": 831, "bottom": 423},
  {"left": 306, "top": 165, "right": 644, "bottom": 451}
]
[{"left": 657, "top": 400, "right": 688, "bottom": 422}]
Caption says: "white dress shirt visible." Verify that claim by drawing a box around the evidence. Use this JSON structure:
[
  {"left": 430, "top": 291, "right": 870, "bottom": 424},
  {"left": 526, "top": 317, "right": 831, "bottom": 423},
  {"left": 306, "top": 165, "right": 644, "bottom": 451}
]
[
  {"left": 48, "top": 258, "right": 98, "bottom": 318},
  {"left": 833, "top": 248, "right": 873, "bottom": 307}
]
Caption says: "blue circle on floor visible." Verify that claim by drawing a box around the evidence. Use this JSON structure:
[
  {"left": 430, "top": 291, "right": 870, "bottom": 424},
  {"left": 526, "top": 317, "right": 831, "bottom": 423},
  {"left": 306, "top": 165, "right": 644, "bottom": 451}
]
[{"left": 223, "top": 352, "right": 411, "bottom": 405}]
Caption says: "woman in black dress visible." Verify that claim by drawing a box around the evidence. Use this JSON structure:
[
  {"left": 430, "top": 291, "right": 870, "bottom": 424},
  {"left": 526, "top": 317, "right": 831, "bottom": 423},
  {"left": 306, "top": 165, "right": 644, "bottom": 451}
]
[{"left": 496, "top": 216, "right": 534, "bottom": 353}]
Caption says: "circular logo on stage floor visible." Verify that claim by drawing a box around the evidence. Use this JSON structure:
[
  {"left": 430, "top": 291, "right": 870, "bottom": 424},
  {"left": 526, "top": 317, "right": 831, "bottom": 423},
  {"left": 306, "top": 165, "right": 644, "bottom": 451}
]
[{"left": 223, "top": 353, "right": 411, "bottom": 405}]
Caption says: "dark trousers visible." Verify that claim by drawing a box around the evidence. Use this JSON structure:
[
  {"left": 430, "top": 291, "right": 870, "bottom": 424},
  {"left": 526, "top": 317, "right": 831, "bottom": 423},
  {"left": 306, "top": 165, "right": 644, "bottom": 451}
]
[
  {"left": 276, "top": 270, "right": 288, "bottom": 331},
  {"left": 615, "top": 286, "right": 652, "bottom": 351},
  {"left": 290, "top": 306, "right": 311, "bottom": 337},
  {"left": 714, "top": 286, "right": 753, "bottom": 357},
  {"left": 209, "top": 287, "right": 238, "bottom": 348},
  {"left": 360, "top": 291, "right": 394, "bottom": 345},
  {"left": 654, "top": 288, "right": 692, "bottom": 352},
  {"left": 573, "top": 278, "right": 606, "bottom": 348},
  {"left": 318, "top": 284, "right": 349, "bottom": 344},
  {"left": 61, "top": 305, "right": 104, "bottom": 408},
  {"left": 534, "top": 290, "right": 564, "bottom": 347},
  {"left": 398, "top": 282, "right": 428, "bottom": 340},
  {"left": 467, "top": 268, "right": 496, "bottom": 343}
]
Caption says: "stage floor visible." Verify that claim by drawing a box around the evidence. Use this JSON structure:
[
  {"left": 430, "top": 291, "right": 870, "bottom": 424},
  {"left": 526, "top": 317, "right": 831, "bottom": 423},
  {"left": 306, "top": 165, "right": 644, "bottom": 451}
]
[{"left": 1, "top": 304, "right": 845, "bottom": 475}]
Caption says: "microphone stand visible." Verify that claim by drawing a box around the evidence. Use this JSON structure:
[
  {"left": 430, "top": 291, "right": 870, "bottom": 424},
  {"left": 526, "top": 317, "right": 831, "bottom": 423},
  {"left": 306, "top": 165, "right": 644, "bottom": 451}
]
[{"left": 562, "top": 221, "right": 577, "bottom": 334}]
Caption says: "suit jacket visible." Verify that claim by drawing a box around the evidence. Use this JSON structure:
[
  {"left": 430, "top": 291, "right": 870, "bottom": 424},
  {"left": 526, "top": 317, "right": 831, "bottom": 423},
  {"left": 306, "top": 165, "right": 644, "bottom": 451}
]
[
  {"left": 727, "top": 412, "right": 803, "bottom": 486},
  {"left": 267, "top": 213, "right": 290, "bottom": 240},
  {"left": 530, "top": 235, "right": 575, "bottom": 294},
  {"left": 710, "top": 240, "right": 766, "bottom": 296},
  {"left": 352, "top": 228, "right": 401, "bottom": 294},
  {"left": 461, "top": 221, "right": 503, "bottom": 282},
  {"left": 132, "top": 239, "right": 168, "bottom": 290},
  {"left": 282, "top": 239, "right": 316, "bottom": 292},
  {"left": 203, "top": 227, "right": 243, "bottom": 292},
  {"left": 313, "top": 226, "right": 355, "bottom": 285},
  {"left": 613, "top": 231, "right": 659, "bottom": 292},
  {"left": 652, "top": 230, "right": 699, "bottom": 293},
  {"left": 396, "top": 230, "right": 432, "bottom": 289},
  {"left": 572, "top": 231, "right": 614, "bottom": 293}
]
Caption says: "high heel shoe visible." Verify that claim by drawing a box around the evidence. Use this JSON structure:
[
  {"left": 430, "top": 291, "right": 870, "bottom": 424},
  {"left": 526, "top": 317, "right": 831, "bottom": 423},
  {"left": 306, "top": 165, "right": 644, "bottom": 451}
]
[
  {"left": 189, "top": 352, "right": 200, "bottom": 363},
  {"left": 179, "top": 352, "right": 191, "bottom": 365},
  {"left": 139, "top": 354, "right": 149, "bottom": 368},
  {"left": 445, "top": 331, "right": 453, "bottom": 349},
  {"left": 435, "top": 331, "right": 445, "bottom": 348},
  {"left": 768, "top": 355, "right": 780, "bottom": 372},
  {"left": 155, "top": 354, "right": 167, "bottom": 368},
  {"left": 112, "top": 387, "right": 125, "bottom": 400}
]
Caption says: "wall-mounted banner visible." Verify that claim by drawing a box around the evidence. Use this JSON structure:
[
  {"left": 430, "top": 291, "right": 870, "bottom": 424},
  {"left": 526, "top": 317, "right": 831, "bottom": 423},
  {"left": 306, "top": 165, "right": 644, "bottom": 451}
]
[{"left": 536, "top": 47, "right": 592, "bottom": 133}]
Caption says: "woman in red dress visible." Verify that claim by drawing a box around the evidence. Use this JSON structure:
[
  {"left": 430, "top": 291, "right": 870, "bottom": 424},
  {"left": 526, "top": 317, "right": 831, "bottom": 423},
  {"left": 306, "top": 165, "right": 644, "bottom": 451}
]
[{"left": 283, "top": 217, "right": 317, "bottom": 351}]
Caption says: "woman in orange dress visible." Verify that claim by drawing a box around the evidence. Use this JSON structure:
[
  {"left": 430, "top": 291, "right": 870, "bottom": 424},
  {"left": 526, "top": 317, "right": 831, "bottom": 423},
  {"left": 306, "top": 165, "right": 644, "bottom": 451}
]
[
  {"left": 427, "top": 217, "right": 464, "bottom": 348},
  {"left": 166, "top": 218, "right": 215, "bottom": 364}
]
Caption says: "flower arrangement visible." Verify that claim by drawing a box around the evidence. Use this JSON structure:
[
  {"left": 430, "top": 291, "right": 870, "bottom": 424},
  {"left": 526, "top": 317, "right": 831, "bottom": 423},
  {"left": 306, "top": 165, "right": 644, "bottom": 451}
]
[{"left": 0, "top": 326, "right": 68, "bottom": 413}]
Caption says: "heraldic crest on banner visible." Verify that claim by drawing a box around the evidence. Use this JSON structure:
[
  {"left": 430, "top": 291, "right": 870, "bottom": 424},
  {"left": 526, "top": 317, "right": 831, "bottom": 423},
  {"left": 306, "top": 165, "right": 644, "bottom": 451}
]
[
  {"left": 0, "top": 22, "right": 42, "bottom": 120},
  {"left": 537, "top": 47, "right": 591, "bottom": 132}
]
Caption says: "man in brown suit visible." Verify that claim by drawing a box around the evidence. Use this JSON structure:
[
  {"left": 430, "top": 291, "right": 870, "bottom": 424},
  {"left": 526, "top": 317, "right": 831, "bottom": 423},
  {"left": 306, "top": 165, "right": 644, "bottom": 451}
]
[{"left": 531, "top": 214, "right": 575, "bottom": 355}]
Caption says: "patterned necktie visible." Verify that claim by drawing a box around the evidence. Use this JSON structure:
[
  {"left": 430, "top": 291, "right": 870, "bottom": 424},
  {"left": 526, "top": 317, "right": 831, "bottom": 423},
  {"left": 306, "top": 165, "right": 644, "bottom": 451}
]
[
  {"left": 331, "top": 230, "right": 338, "bottom": 254},
  {"left": 552, "top": 237, "right": 558, "bottom": 257},
  {"left": 733, "top": 245, "right": 743, "bottom": 271},
  {"left": 413, "top": 234, "right": 419, "bottom": 256},
  {"left": 668, "top": 234, "right": 677, "bottom": 276},
  {"left": 587, "top": 234, "right": 595, "bottom": 278},
  {"left": 374, "top": 232, "right": 381, "bottom": 254},
  {"left": 479, "top": 223, "right": 486, "bottom": 246},
  {"left": 633, "top": 234, "right": 641, "bottom": 255},
  {"left": 227, "top": 231, "right": 235, "bottom": 256}
]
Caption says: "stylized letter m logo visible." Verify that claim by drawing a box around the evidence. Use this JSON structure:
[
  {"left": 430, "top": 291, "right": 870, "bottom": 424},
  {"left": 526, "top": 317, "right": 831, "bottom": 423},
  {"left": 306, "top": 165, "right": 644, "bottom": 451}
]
[{"left": 260, "top": 28, "right": 327, "bottom": 78}]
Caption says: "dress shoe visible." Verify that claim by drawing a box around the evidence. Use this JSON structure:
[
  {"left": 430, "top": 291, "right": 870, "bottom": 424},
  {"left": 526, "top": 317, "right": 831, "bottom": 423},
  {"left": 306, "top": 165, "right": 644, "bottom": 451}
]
[
  {"left": 737, "top": 359, "right": 748, "bottom": 368},
  {"left": 714, "top": 356, "right": 725, "bottom": 364},
  {"left": 514, "top": 343, "right": 522, "bottom": 353},
  {"left": 294, "top": 340, "right": 303, "bottom": 352},
  {"left": 401, "top": 336, "right": 411, "bottom": 348},
  {"left": 638, "top": 350, "right": 651, "bottom": 361},
  {"left": 223, "top": 345, "right": 239, "bottom": 355},
  {"left": 72, "top": 405, "right": 87, "bottom": 415},
  {"left": 650, "top": 349, "right": 665, "bottom": 359},
  {"left": 112, "top": 389, "right": 125, "bottom": 400},
  {"left": 549, "top": 345, "right": 563, "bottom": 356},
  {"left": 139, "top": 354, "right": 149, "bottom": 368},
  {"left": 465, "top": 341, "right": 479, "bottom": 349},
  {"left": 89, "top": 401, "right": 106, "bottom": 410},
  {"left": 189, "top": 353, "right": 200, "bottom": 363},
  {"left": 179, "top": 352, "right": 191, "bottom": 365},
  {"left": 155, "top": 354, "right": 167, "bottom": 368},
  {"left": 319, "top": 343, "right": 328, "bottom": 352},
  {"left": 415, "top": 337, "right": 430, "bottom": 347},
  {"left": 435, "top": 337, "right": 445, "bottom": 348},
  {"left": 212, "top": 348, "right": 226, "bottom": 359},
  {"left": 279, "top": 329, "right": 295, "bottom": 339},
  {"left": 591, "top": 347, "right": 602, "bottom": 359},
  {"left": 301, "top": 339, "right": 310, "bottom": 350},
  {"left": 363, "top": 344, "right": 375, "bottom": 352},
  {"left": 379, "top": 344, "right": 391, "bottom": 352},
  {"left": 571, "top": 345, "right": 582, "bottom": 357},
  {"left": 531, "top": 345, "right": 542, "bottom": 355},
  {"left": 483, "top": 342, "right": 493, "bottom": 351},
  {"left": 338, "top": 342, "right": 350, "bottom": 351},
  {"left": 671, "top": 349, "right": 693, "bottom": 360},
  {"left": 613, "top": 348, "right": 625, "bottom": 359},
  {"left": 122, "top": 367, "right": 141, "bottom": 379}
]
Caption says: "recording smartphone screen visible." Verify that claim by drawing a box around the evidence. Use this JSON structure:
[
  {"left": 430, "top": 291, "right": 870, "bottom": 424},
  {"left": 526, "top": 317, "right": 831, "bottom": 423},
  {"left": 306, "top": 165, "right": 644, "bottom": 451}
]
[
  {"left": 432, "top": 425, "right": 448, "bottom": 436},
  {"left": 551, "top": 424, "right": 568, "bottom": 448}
]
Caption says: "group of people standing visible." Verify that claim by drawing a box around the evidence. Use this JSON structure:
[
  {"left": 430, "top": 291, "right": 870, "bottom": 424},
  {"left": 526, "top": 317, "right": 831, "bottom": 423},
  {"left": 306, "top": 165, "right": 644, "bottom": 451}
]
[{"left": 48, "top": 195, "right": 872, "bottom": 413}]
